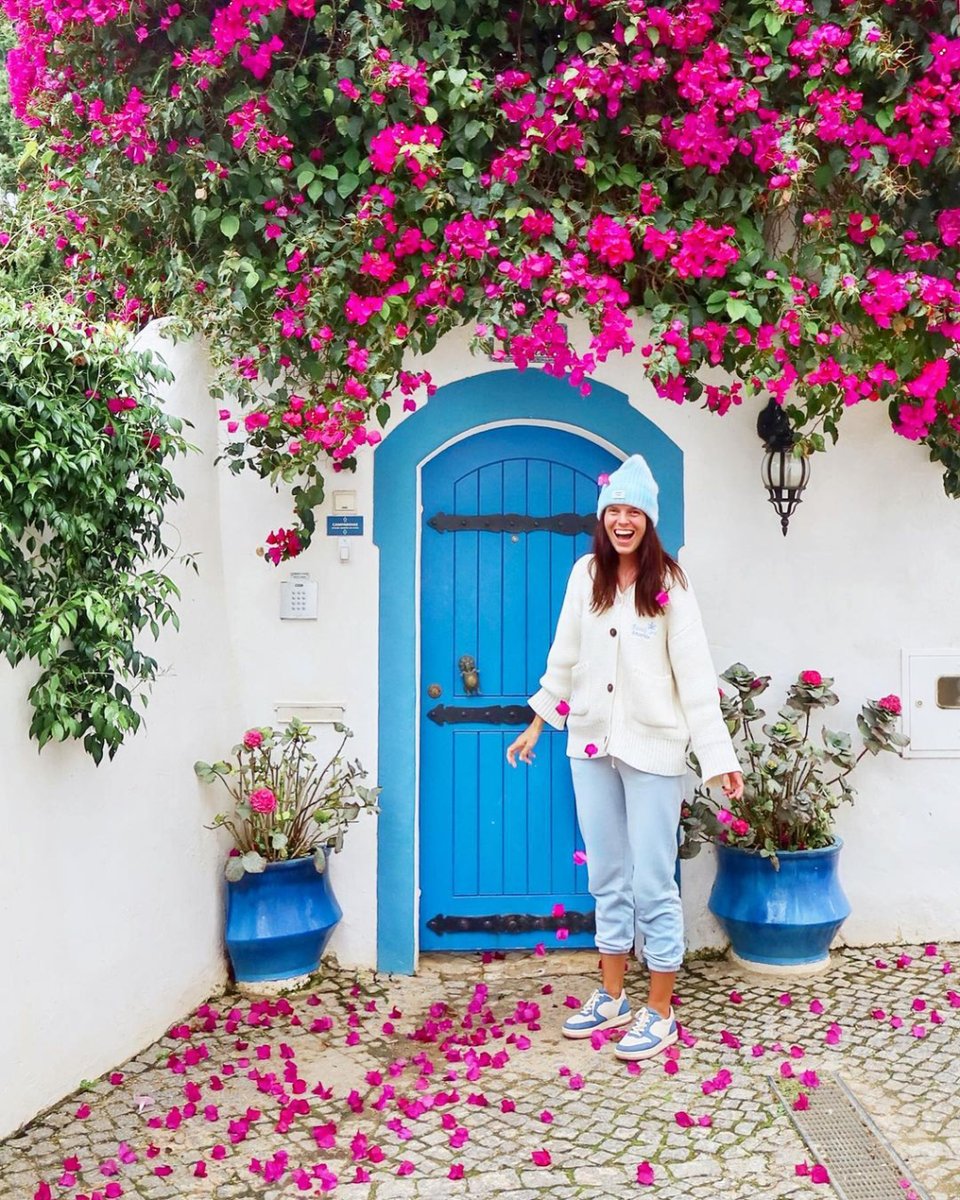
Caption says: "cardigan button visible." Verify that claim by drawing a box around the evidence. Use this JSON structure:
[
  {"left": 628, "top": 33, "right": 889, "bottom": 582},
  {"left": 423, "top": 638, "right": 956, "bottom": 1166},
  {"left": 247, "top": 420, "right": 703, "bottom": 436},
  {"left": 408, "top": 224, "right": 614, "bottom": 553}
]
[
  {"left": 609, "top": 628, "right": 617, "bottom": 637},
  {"left": 607, "top": 683, "right": 614, "bottom": 692}
]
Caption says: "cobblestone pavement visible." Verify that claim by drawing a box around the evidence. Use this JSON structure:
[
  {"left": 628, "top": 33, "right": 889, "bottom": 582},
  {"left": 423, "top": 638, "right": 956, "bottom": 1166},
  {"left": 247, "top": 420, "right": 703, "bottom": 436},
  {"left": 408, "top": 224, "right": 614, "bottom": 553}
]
[{"left": 3, "top": 944, "right": 959, "bottom": 1200}]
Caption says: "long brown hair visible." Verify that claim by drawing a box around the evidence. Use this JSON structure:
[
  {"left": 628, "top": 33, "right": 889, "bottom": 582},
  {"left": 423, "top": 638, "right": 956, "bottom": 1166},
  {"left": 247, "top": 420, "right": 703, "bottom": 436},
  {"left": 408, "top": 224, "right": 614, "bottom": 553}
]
[{"left": 590, "top": 514, "right": 686, "bottom": 616}]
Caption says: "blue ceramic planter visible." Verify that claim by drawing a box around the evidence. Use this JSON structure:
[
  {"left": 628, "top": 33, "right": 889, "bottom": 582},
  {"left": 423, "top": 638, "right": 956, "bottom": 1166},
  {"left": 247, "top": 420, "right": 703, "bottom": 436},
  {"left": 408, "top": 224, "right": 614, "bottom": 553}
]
[
  {"left": 225, "top": 855, "right": 342, "bottom": 983},
  {"left": 708, "top": 840, "right": 851, "bottom": 967}
]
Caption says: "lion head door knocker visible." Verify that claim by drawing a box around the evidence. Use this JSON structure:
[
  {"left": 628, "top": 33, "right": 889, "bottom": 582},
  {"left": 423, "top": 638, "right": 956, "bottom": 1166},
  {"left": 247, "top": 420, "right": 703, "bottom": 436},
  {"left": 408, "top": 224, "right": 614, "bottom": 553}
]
[{"left": 458, "top": 654, "right": 480, "bottom": 694}]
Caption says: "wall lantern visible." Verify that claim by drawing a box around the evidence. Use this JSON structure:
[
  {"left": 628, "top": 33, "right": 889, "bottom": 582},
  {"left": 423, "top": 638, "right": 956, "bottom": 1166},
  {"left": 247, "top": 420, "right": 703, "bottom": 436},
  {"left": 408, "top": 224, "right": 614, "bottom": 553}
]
[{"left": 757, "top": 398, "right": 810, "bottom": 536}]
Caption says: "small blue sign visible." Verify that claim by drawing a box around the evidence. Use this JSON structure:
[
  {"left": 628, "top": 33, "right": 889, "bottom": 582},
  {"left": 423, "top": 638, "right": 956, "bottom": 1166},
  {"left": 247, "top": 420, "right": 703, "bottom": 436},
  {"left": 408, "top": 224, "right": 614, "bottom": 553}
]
[{"left": 326, "top": 515, "right": 364, "bottom": 537}]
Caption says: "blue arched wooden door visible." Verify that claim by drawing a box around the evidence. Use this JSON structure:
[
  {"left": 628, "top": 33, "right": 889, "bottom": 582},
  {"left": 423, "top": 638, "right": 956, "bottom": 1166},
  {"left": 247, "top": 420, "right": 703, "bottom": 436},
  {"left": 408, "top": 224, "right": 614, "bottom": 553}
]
[{"left": 419, "top": 426, "right": 619, "bottom": 952}]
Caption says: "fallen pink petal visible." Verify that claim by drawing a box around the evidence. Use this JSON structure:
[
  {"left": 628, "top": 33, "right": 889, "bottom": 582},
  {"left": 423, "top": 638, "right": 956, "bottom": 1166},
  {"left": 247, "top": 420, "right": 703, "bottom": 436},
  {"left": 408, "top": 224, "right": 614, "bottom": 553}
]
[
  {"left": 531, "top": 1149, "right": 552, "bottom": 1167},
  {"left": 636, "top": 1161, "right": 655, "bottom": 1185},
  {"left": 811, "top": 1164, "right": 831, "bottom": 1184}
]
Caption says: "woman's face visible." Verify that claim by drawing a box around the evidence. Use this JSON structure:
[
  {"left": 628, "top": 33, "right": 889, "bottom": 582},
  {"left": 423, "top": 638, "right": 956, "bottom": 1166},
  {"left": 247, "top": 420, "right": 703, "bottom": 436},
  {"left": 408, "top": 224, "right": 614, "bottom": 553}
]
[{"left": 603, "top": 504, "right": 648, "bottom": 557}]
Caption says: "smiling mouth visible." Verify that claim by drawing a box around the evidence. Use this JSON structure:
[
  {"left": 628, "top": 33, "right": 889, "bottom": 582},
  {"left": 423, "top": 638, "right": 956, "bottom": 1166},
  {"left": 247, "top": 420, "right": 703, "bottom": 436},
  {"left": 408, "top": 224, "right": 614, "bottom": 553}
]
[{"left": 613, "top": 529, "right": 636, "bottom": 543}]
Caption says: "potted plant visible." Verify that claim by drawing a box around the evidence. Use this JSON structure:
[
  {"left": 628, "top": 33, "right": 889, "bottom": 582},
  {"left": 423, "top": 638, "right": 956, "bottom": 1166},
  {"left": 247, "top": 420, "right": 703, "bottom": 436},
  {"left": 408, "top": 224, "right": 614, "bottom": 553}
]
[
  {"left": 195, "top": 718, "right": 379, "bottom": 985},
  {"left": 681, "top": 664, "right": 908, "bottom": 970}
]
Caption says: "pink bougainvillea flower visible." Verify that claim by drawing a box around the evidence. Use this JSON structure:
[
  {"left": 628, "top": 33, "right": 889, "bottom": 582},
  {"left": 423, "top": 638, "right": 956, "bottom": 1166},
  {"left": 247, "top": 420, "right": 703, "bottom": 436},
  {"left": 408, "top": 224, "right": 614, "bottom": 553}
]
[
  {"left": 875, "top": 959, "right": 889, "bottom": 969},
  {"left": 534, "top": 942, "right": 546, "bottom": 957},
  {"left": 778, "top": 993, "right": 793, "bottom": 1006},
  {"left": 500, "top": 1099, "right": 516, "bottom": 1113},
  {"left": 655, "top": 590, "right": 670, "bottom": 606},
  {"left": 584, "top": 743, "right": 598, "bottom": 757},
  {"left": 540, "top": 1110, "right": 554, "bottom": 1123},
  {"left": 800, "top": 670, "right": 823, "bottom": 685},
  {"left": 809, "top": 998, "right": 825, "bottom": 1014},
  {"left": 573, "top": 850, "right": 587, "bottom": 865},
  {"left": 811, "top": 1165, "right": 831, "bottom": 1184},
  {"left": 556, "top": 928, "right": 569, "bottom": 940},
  {"left": 663, "top": 1058, "right": 679, "bottom": 1076},
  {"left": 397, "top": 1161, "right": 415, "bottom": 1176},
  {"left": 698, "top": 1114, "right": 712, "bottom": 1127},
  {"left": 448, "top": 1164, "right": 464, "bottom": 1180},
  {"left": 925, "top": 943, "right": 938, "bottom": 956},
  {"left": 597, "top": 473, "right": 610, "bottom": 486},
  {"left": 896, "top": 955, "right": 913, "bottom": 969},
  {"left": 729, "top": 990, "right": 743, "bottom": 1004},
  {"left": 568, "top": 1073, "right": 584, "bottom": 1090},
  {"left": 75, "top": 1104, "right": 91, "bottom": 1119},
  {"left": 720, "top": 1030, "right": 740, "bottom": 1048},
  {"left": 551, "top": 902, "right": 565, "bottom": 918},
  {"left": 912, "top": 998, "right": 926, "bottom": 1012},
  {"left": 793, "top": 1092, "right": 809, "bottom": 1111},
  {"left": 352, "top": 1167, "right": 370, "bottom": 1183},
  {"left": 636, "top": 1162, "right": 655, "bottom": 1186},
  {"left": 675, "top": 1111, "right": 694, "bottom": 1127},
  {"left": 556, "top": 699, "right": 570, "bottom": 716},
  {"left": 109, "top": 1072, "right": 124, "bottom": 1085},
  {"left": 531, "top": 1149, "right": 551, "bottom": 1166},
  {"left": 825, "top": 1023, "right": 842, "bottom": 1045},
  {"left": 563, "top": 995, "right": 581, "bottom": 1009}
]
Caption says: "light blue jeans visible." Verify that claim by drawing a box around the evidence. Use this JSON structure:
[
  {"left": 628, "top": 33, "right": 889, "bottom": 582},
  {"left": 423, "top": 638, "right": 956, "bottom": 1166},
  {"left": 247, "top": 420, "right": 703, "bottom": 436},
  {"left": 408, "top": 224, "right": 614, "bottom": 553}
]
[{"left": 570, "top": 756, "right": 684, "bottom": 972}]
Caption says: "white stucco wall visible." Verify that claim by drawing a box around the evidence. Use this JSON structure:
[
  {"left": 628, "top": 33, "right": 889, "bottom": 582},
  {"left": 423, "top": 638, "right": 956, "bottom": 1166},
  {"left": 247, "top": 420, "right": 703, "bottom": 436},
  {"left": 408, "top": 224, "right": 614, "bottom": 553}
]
[
  {"left": 0, "top": 332, "right": 234, "bottom": 1139},
  {"left": 5, "top": 319, "right": 960, "bottom": 1134}
]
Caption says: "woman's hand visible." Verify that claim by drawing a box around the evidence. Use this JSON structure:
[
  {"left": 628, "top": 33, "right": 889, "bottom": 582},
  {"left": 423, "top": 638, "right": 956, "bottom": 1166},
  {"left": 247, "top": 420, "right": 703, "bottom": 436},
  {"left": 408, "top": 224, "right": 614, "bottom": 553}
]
[
  {"left": 721, "top": 771, "right": 744, "bottom": 800},
  {"left": 506, "top": 721, "right": 542, "bottom": 767}
]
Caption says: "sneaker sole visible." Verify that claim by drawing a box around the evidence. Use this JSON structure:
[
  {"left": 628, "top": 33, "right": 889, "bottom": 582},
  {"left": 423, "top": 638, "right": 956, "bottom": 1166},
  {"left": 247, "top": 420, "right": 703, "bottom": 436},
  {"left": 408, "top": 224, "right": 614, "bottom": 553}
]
[
  {"left": 561, "top": 1011, "right": 633, "bottom": 1040},
  {"left": 613, "top": 1029, "right": 679, "bottom": 1060}
]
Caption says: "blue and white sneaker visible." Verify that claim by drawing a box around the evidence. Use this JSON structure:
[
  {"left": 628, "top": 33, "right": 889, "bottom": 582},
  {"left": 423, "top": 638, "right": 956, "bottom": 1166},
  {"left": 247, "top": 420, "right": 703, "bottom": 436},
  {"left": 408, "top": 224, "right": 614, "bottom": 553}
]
[
  {"left": 561, "top": 988, "right": 632, "bottom": 1039},
  {"left": 613, "top": 1005, "right": 678, "bottom": 1060}
]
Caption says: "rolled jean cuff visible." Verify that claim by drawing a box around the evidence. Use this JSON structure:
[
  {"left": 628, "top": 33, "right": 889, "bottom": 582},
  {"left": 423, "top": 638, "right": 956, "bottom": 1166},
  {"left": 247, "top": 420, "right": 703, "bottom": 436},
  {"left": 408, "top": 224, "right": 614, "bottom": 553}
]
[
  {"left": 644, "top": 955, "right": 683, "bottom": 973},
  {"left": 596, "top": 942, "right": 634, "bottom": 956}
]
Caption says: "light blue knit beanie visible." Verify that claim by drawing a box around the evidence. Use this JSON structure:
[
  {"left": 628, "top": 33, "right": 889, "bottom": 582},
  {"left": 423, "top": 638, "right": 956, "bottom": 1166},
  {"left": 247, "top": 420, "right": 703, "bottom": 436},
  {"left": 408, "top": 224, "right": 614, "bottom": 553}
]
[{"left": 597, "top": 454, "right": 659, "bottom": 526}]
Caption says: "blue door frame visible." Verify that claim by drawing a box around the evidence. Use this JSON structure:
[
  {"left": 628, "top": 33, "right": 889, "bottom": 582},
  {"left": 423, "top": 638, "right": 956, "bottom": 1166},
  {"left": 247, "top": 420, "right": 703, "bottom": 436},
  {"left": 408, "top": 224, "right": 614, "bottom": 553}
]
[{"left": 373, "top": 369, "right": 684, "bottom": 974}]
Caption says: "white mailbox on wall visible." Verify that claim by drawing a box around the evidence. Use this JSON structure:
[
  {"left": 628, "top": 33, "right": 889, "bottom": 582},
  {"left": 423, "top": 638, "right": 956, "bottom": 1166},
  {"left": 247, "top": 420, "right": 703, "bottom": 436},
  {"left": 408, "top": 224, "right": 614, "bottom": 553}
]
[{"left": 902, "top": 650, "right": 960, "bottom": 758}]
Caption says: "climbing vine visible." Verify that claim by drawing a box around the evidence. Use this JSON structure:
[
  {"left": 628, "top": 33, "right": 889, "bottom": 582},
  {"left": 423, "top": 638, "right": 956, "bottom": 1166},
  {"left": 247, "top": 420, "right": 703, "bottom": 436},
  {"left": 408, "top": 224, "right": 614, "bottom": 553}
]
[
  {"left": 2, "top": 0, "right": 960, "bottom": 562},
  {"left": 0, "top": 299, "right": 194, "bottom": 761}
]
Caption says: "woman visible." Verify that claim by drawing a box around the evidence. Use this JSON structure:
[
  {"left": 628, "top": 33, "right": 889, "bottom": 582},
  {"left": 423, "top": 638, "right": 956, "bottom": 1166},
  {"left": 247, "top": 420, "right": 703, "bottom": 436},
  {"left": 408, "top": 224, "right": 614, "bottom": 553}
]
[{"left": 506, "top": 454, "right": 743, "bottom": 1061}]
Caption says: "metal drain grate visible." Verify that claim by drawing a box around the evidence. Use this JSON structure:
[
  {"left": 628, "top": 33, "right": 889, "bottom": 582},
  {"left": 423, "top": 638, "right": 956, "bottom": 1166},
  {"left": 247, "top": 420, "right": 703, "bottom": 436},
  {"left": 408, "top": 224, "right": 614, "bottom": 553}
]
[{"left": 770, "top": 1073, "right": 932, "bottom": 1200}]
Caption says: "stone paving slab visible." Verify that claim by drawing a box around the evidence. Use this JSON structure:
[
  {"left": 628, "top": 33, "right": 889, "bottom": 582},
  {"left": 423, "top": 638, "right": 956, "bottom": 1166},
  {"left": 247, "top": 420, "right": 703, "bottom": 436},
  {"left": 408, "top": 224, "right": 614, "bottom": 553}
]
[{"left": 2, "top": 944, "right": 959, "bottom": 1199}]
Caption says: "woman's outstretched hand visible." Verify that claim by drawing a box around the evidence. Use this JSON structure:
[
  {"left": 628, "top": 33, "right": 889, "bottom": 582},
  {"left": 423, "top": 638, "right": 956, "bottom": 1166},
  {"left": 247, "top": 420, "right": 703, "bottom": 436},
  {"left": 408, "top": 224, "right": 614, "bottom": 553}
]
[
  {"left": 721, "top": 771, "right": 744, "bottom": 800},
  {"left": 506, "top": 723, "right": 541, "bottom": 766}
]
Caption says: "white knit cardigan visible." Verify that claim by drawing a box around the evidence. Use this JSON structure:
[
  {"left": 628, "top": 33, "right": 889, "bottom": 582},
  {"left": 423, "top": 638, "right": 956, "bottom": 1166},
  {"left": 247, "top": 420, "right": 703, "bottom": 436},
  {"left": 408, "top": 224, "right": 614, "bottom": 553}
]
[{"left": 528, "top": 555, "right": 740, "bottom": 787}]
